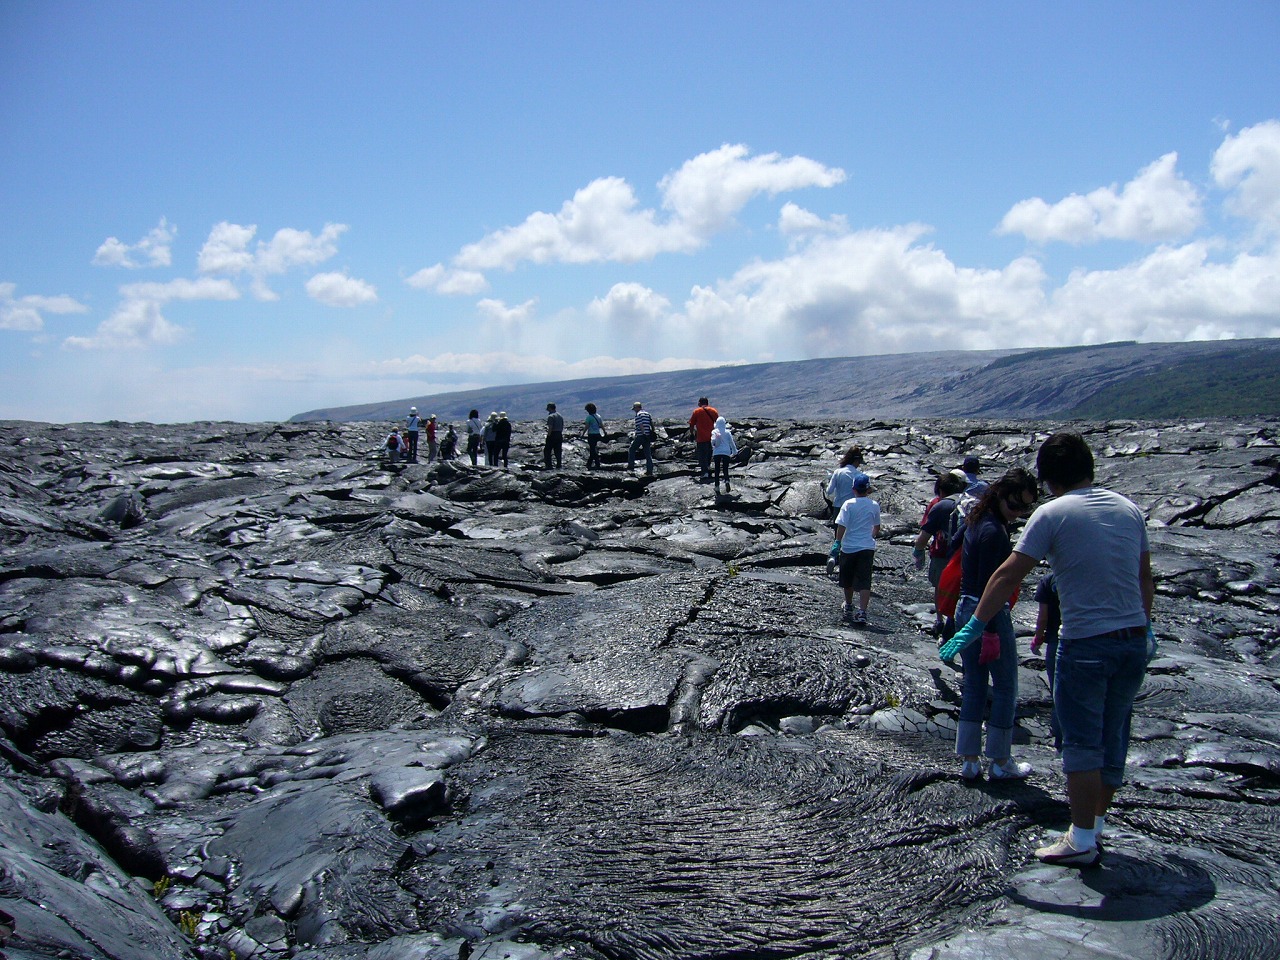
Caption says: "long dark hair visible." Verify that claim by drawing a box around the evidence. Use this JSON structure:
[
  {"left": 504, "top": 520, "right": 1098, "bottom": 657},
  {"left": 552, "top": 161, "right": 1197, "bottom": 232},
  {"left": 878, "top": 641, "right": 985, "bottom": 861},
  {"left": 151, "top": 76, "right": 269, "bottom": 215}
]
[
  {"left": 838, "top": 445, "right": 864, "bottom": 468},
  {"left": 967, "top": 467, "right": 1037, "bottom": 527}
]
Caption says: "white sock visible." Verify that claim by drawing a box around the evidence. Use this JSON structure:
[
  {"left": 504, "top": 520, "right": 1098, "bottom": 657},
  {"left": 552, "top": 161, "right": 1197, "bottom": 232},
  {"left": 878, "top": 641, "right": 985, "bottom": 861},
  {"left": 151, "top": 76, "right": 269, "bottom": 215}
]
[
  {"left": 1094, "top": 815, "right": 1107, "bottom": 835},
  {"left": 1069, "top": 825, "right": 1097, "bottom": 850}
]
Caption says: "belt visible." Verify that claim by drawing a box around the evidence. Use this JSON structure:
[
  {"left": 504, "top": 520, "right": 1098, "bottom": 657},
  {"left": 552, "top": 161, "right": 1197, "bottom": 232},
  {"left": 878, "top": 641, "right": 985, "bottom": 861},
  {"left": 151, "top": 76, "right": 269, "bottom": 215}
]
[
  {"left": 1069, "top": 625, "right": 1146, "bottom": 642},
  {"left": 1103, "top": 625, "right": 1146, "bottom": 640}
]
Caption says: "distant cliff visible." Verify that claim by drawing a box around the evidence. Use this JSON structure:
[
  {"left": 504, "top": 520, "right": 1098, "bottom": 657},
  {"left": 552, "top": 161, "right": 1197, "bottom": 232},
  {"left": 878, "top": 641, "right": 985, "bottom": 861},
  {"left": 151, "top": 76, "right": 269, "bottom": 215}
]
[{"left": 291, "top": 338, "right": 1280, "bottom": 423}]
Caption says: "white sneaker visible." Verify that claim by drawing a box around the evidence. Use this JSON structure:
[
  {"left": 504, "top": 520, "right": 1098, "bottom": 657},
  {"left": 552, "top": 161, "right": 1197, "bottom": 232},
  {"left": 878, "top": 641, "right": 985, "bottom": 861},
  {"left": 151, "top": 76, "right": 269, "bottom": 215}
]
[
  {"left": 1035, "top": 832, "right": 1101, "bottom": 867},
  {"left": 959, "top": 760, "right": 983, "bottom": 781},
  {"left": 988, "top": 759, "right": 1033, "bottom": 780}
]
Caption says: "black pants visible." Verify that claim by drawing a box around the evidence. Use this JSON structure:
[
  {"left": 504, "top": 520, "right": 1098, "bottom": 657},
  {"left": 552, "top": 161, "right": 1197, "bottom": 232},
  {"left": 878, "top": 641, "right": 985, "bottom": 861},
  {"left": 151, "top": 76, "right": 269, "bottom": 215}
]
[
  {"left": 544, "top": 432, "right": 563, "bottom": 468},
  {"left": 696, "top": 440, "right": 712, "bottom": 478}
]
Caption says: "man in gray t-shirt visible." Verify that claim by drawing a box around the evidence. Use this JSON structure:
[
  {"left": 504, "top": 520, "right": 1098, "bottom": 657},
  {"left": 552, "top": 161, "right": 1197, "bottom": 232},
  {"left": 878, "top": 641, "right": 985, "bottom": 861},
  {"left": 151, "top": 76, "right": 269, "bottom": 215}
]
[
  {"left": 1016, "top": 487, "right": 1149, "bottom": 640},
  {"left": 939, "top": 432, "right": 1153, "bottom": 869}
]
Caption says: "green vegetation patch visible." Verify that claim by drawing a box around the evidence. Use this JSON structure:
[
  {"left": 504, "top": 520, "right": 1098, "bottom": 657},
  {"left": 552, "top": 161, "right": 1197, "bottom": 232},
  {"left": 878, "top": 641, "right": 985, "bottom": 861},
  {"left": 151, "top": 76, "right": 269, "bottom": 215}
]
[
  {"left": 986, "top": 341, "right": 1137, "bottom": 372},
  {"left": 1067, "top": 348, "right": 1280, "bottom": 419}
]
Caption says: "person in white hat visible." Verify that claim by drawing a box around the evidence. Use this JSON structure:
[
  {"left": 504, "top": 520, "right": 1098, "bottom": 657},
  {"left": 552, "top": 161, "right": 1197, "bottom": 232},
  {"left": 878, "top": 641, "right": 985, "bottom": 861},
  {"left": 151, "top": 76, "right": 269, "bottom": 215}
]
[{"left": 405, "top": 407, "right": 421, "bottom": 462}]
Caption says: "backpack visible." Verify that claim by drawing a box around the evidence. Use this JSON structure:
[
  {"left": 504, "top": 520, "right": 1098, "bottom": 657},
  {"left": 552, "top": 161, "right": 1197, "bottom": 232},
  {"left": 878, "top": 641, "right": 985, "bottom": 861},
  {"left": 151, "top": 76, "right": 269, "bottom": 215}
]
[
  {"left": 943, "top": 491, "right": 981, "bottom": 555},
  {"left": 925, "top": 497, "right": 956, "bottom": 558}
]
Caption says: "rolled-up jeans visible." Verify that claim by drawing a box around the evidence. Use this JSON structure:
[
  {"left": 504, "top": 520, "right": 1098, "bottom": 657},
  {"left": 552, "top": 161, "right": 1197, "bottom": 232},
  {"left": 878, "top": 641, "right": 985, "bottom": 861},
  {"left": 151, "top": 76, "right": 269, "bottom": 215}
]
[
  {"left": 1053, "top": 625, "right": 1147, "bottom": 787},
  {"left": 955, "top": 594, "right": 1018, "bottom": 760}
]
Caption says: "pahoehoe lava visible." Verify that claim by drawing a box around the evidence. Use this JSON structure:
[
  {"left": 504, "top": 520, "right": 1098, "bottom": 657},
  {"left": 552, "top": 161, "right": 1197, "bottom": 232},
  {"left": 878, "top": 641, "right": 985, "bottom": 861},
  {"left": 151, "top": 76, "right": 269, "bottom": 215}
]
[{"left": 1, "top": 416, "right": 1278, "bottom": 960}]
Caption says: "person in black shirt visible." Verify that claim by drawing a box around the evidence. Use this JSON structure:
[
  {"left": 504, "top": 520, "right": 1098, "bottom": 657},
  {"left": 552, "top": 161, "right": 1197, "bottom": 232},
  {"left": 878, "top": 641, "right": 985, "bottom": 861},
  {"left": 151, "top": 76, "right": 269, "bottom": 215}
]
[
  {"left": 544, "top": 403, "right": 564, "bottom": 469},
  {"left": 953, "top": 467, "right": 1039, "bottom": 782}
]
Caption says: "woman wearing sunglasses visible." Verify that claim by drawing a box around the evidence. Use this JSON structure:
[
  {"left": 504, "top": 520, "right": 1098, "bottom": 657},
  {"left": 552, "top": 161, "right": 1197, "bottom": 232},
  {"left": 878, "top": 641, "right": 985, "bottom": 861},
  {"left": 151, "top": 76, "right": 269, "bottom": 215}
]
[{"left": 953, "top": 467, "right": 1039, "bottom": 782}]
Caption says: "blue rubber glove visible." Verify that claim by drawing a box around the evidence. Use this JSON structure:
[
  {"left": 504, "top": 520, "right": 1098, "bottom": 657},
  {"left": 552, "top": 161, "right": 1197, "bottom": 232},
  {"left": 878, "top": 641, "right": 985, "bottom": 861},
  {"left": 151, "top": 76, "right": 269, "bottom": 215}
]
[
  {"left": 1146, "top": 623, "right": 1158, "bottom": 663},
  {"left": 829, "top": 540, "right": 841, "bottom": 558},
  {"left": 940, "top": 617, "right": 986, "bottom": 660},
  {"left": 912, "top": 546, "right": 926, "bottom": 571}
]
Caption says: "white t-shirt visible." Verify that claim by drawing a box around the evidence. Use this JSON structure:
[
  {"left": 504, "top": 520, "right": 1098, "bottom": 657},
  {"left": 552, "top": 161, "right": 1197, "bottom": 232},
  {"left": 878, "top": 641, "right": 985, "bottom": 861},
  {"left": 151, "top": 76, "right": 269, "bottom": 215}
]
[
  {"left": 1015, "top": 487, "right": 1149, "bottom": 640},
  {"left": 836, "top": 496, "right": 880, "bottom": 553}
]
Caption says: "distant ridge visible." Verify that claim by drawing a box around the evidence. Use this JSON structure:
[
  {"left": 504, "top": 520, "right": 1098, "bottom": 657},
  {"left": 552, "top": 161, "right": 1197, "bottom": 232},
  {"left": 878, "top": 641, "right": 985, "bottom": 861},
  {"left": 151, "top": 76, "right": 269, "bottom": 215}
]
[{"left": 291, "top": 338, "right": 1280, "bottom": 424}]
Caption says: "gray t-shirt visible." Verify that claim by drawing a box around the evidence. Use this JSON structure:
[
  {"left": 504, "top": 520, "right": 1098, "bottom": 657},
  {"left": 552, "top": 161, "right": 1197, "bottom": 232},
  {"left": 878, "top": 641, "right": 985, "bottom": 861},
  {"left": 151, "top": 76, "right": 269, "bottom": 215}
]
[{"left": 1015, "top": 487, "right": 1148, "bottom": 640}]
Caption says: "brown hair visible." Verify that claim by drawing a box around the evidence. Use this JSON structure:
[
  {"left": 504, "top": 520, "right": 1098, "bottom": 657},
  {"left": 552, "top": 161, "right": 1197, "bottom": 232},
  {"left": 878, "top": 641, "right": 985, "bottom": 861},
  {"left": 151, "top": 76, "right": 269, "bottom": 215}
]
[{"left": 838, "top": 445, "right": 864, "bottom": 468}]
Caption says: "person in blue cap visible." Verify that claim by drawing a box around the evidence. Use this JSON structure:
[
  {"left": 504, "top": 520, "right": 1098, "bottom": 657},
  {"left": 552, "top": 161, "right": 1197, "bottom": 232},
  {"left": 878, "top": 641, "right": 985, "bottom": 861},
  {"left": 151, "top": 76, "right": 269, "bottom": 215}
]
[
  {"left": 825, "top": 445, "right": 866, "bottom": 577},
  {"left": 834, "top": 472, "right": 879, "bottom": 625}
]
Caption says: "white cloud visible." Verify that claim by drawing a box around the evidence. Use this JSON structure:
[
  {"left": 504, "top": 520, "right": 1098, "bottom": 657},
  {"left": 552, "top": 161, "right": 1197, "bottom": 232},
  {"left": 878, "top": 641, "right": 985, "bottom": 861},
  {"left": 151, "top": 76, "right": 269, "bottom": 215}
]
[
  {"left": 306, "top": 271, "right": 378, "bottom": 307},
  {"left": 476, "top": 297, "right": 538, "bottom": 331},
  {"left": 586, "top": 282, "right": 672, "bottom": 329},
  {"left": 91, "top": 238, "right": 133, "bottom": 269},
  {"left": 659, "top": 144, "right": 846, "bottom": 235},
  {"left": 438, "top": 271, "right": 489, "bottom": 295},
  {"left": 364, "top": 351, "right": 720, "bottom": 382},
  {"left": 197, "top": 222, "right": 258, "bottom": 274},
  {"left": 681, "top": 225, "right": 1047, "bottom": 358},
  {"left": 405, "top": 263, "right": 489, "bottom": 295},
  {"left": 0, "top": 282, "right": 89, "bottom": 331},
  {"left": 92, "top": 218, "right": 176, "bottom": 268},
  {"left": 455, "top": 177, "right": 682, "bottom": 269},
  {"left": 256, "top": 224, "right": 347, "bottom": 275},
  {"left": 674, "top": 221, "right": 1280, "bottom": 360},
  {"left": 64, "top": 277, "right": 239, "bottom": 350},
  {"left": 998, "top": 152, "right": 1201, "bottom": 244},
  {"left": 197, "top": 222, "right": 347, "bottom": 299},
  {"left": 778, "top": 202, "right": 848, "bottom": 238},
  {"left": 1211, "top": 119, "right": 1280, "bottom": 232},
  {"left": 1043, "top": 240, "right": 1280, "bottom": 343},
  {"left": 115, "top": 278, "right": 240, "bottom": 302},
  {"left": 450, "top": 145, "right": 845, "bottom": 272}
]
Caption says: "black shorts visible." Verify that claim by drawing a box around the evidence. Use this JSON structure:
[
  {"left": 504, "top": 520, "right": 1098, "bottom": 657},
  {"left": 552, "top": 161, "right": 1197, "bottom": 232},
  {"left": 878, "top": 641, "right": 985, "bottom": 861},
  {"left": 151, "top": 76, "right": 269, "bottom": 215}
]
[{"left": 838, "top": 549, "right": 875, "bottom": 590}]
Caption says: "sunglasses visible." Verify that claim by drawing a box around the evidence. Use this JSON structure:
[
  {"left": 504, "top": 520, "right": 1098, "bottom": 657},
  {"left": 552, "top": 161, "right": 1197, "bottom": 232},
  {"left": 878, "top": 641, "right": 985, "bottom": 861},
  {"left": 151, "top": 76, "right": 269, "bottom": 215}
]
[{"left": 1004, "top": 493, "right": 1037, "bottom": 514}]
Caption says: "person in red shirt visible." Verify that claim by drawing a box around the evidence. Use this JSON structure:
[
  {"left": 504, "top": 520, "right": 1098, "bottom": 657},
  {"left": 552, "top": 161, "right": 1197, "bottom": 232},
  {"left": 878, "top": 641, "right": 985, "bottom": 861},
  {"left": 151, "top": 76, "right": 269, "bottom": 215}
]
[
  {"left": 688, "top": 397, "right": 719, "bottom": 483},
  {"left": 426, "top": 414, "right": 438, "bottom": 462}
]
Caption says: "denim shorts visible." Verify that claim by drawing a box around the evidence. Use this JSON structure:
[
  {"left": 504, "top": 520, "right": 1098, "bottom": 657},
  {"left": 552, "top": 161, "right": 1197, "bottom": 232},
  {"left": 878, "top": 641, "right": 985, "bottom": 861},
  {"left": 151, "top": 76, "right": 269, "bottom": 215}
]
[{"left": 1053, "top": 625, "right": 1148, "bottom": 786}]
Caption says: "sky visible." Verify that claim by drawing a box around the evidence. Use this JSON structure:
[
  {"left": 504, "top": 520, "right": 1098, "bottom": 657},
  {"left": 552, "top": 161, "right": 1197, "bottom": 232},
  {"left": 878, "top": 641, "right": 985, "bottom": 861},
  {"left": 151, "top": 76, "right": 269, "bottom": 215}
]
[{"left": 2, "top": 1, "right": 1279, "bottom": 423}]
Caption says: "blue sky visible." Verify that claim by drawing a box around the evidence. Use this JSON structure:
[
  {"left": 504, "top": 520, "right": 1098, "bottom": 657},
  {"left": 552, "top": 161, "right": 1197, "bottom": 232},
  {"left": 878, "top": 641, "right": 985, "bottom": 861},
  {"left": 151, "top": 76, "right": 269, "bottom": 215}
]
[{"left": 2, "top": 1, "right": 1278, "bottom": 423}]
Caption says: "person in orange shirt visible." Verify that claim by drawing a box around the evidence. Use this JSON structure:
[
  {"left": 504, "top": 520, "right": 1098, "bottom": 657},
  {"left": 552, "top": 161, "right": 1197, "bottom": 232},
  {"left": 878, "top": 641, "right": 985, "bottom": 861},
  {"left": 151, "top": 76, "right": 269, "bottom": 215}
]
[{"left": 688, "top": 396, "right": 719, "bottom": 483}]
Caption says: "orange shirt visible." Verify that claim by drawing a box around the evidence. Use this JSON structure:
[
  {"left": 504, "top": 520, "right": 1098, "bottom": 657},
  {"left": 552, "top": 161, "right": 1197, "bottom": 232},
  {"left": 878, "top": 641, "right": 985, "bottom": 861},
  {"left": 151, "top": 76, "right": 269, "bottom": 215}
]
[{"left": 688, "top": 405, "right": 719, "bottom": 442}]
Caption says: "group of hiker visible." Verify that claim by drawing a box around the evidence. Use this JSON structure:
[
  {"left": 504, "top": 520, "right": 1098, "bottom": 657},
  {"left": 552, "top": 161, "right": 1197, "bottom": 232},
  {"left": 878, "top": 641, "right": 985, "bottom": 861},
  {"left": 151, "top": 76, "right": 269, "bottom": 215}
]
[
  {"left": 385, "top": 397, "right": 1149, "bottom": 872},
  {"left": 383, "top": 397, "right": 741, "bottom": 487},
  {"left": 383, "top": 407, "right": 456, "bottom": 464},
  {"left": 831, "top": 436, "right": 1152, "bottom": 870}
]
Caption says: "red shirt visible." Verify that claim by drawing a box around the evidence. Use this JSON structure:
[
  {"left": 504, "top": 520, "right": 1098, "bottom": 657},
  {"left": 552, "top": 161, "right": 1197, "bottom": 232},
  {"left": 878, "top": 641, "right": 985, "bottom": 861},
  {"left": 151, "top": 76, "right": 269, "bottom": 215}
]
[{"left": 688, "top": 405, "right": 719, "bottom": 442}]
